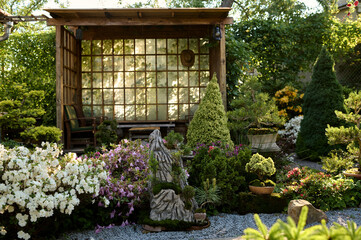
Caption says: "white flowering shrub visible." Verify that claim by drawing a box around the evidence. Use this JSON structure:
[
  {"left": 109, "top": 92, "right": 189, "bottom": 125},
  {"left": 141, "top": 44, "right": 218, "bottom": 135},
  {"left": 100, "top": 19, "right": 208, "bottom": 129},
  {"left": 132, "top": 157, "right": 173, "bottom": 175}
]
[
  {"left": 278, "top": 115, "right": 303, "bottom": 144},
  {"left": 0, "top": 142, "right": 108, "bottom": 239}
]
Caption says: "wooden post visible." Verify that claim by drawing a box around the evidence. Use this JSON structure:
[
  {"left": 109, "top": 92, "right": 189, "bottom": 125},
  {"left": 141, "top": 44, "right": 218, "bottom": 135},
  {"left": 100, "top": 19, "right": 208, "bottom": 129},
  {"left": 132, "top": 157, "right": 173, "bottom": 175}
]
[
  {"left": 56, "top": 26, "right": 64, "bottom": 139},
  {"left": 210, "top": 23, "right": 227, "bottom": 110},
  {"left": 218, "top": 23, "right": 227, "bottom": 110}
]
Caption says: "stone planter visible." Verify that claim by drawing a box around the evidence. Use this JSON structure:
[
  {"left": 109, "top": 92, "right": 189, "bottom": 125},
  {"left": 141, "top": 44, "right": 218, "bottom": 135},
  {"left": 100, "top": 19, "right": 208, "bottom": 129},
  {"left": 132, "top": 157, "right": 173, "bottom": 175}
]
[
  {"left": 194, "top": 212, "right": 207, "bottom": 223},
  {"left": 247, "top": 133, "right": 280, "bottom": 152},
  {"left": 249, "top": 185, "right": 275, "bottom": 195}
]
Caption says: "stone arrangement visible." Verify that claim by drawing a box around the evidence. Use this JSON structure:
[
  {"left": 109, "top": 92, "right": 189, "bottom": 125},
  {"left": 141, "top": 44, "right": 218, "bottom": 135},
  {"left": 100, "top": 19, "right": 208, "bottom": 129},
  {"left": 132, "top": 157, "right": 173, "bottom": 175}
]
[
  {"left": 288, "top": 199, "right": 328, "bottom": 224},
  {"left": 148, "top": 129, "right": 195, "bottom": 222}
]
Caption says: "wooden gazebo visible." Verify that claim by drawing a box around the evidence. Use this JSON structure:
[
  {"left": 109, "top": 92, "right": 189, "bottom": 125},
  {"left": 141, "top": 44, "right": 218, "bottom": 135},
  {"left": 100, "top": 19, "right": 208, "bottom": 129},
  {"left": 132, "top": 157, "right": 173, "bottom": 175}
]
[{"left": 45, "top": 8, "right": 232, "bottom": 143}]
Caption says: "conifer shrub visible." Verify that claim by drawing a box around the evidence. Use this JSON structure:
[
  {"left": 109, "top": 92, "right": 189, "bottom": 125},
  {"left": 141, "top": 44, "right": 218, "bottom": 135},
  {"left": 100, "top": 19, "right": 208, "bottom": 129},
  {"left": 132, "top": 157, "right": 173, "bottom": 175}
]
[
  {"left": 296, "top": 47, "right": 345, "bottom": 161},
  {"left": 186, "top": 75, "right": 233, "bottom": 148}
]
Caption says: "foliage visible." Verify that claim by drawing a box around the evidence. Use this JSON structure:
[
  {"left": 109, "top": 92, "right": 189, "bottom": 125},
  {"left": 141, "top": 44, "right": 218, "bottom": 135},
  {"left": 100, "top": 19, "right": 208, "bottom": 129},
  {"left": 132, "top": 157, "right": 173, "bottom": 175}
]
[
  {"left": 186, "top": 75, "right": 233, "bottom": 148},
  {"left": 243, "top": 206, "right": 361, "bottom": 240},
  {"left": 321, "top": 148, "right": 355, "bottom": 174},
  {"left": 0, "top": 31, "right": 56, "bottom": 126},
  {"left": 164, "top": 130, "right": 184, "bottom": 150},
  {"left": 227, "top": 76, "right": 285, "bottom": 133},
  {"left": 275, "top": 86, "right": 304, "bottom": 121},
  {"left": 324, "top": 91, "right": 361, "bottom": 172},
  {"left": 248, "top": 128, "right": 278, "bottom": 135},
  {"left": 279, "top": 166, "right": 361, "bottom": 211},
  {"left": 225, "top": 1, "right": 361, "bottom": 102},
  {"left": 20, "top": 126, "right": 62, "bottom": 146},
  {"left": 94, "top": 139, "right": 150, "bottom": 227},
  {"left": 0, "top": 88, "right": 48, "bottom": 142},
  {"left": 237, "top": 192, "right": 288, "bottom": 214},
  {"left": 188, "top": 142, "right": 251, "bottom": 211},
  {"left": 246, "top": 153, "right": 276, "bottom": 182},
  {"left": 152, "top": 182, "right": 181, "bottom": 196},
  {"left": 95, "top": 120, "right": 118, "bottom": 147},
  {"left": 182, "top": 185, "right": 195, "bottom": 210},
  {"left": 0, "top": 142, "right": 108, "bottom": 239},
  {"left": 195, "top": 178, "right": 220, "bottom": 209},
  {"left": 296, "top": 47, "right": 345, "bottom": 161}
]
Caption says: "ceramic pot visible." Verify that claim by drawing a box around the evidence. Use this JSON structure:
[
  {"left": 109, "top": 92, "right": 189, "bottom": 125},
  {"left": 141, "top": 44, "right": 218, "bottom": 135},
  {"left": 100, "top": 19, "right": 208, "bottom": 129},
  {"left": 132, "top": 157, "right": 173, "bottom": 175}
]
[
  {"left": 249, "top": 185, "right": 275, "bottom": 195},
  {"left": 194, "top": 212, "right": 207, "bottom": 223},
  {"left": 247, "top": 133, "right": 280, "bottom": 152},
  {"left": 343, "top": 171, "right": 361, "bottom": 180}
]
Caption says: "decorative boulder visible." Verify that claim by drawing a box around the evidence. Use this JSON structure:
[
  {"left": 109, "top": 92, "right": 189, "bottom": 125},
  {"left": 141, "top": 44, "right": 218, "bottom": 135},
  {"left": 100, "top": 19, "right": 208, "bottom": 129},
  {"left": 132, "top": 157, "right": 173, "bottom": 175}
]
[
  {"left": 288, "top": 199, "right": 328, "bottom": 224},
  {"left": 148, "top": 129, "right": 195, "bottom": 222}
]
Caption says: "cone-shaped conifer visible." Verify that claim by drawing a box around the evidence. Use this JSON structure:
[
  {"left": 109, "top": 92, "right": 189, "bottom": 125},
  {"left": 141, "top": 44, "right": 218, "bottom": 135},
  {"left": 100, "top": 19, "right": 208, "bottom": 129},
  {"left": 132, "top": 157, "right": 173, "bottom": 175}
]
[
  {"left": 296, "top": 47, "right": 344, "bottom": 161},
  {"left": 186, "top": 74, "right": 233, "bottom": 148}
]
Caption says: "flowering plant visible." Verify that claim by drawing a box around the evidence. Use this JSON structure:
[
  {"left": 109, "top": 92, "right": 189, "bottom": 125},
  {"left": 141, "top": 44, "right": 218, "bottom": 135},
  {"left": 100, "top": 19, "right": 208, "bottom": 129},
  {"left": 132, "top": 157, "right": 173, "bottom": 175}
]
[
  {"left": 279, "top": 166, "right": 361, "bottom": 211},
  {"left": 0, "top": 142, "right": 108, "bottom": 239},
  {"left": 94, "top": 139, "right": 149, "bottom": 227},
  {"left": 278, "top": 115, "right": 303, "bottom": 144},
  {"left": 274, "top": 86, "right": 303, "bottom": 121}
]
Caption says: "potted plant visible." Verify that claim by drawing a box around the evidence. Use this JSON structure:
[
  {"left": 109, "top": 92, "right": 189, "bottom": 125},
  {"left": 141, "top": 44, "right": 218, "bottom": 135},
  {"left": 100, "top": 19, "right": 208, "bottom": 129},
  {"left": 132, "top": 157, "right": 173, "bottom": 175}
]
[
  {"left": 323, "top": 91, "right": 361, "bottom": 179},
  {"left": 194, "top": 178, "right": 220, "bottom": 223},
  {"left": 245, "top": 153, "right": 276, "bottom": 194},
  {"left": 227, "top": 76, "right": 285, "bottom": 152}
]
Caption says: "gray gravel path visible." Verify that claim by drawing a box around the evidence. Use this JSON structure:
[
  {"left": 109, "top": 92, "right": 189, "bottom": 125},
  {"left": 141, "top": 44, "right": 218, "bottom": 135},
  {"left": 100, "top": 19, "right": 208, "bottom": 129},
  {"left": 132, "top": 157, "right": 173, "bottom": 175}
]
[{"left": 59, "top": 208, "right": 361, "bottom": 240}]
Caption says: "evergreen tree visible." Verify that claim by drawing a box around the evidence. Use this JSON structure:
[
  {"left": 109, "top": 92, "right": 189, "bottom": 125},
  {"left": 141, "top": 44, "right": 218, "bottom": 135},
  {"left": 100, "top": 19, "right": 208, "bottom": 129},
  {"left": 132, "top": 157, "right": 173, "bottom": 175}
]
[
  {"left": 296, "top": 47, "right": 345, "bottom": 161},
  {"left": 186, "top": 75, "right": 233, "bottom": 148}
]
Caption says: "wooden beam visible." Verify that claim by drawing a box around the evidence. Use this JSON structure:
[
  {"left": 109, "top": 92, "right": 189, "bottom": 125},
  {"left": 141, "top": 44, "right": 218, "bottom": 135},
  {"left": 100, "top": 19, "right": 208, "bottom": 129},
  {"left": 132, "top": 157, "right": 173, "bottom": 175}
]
[
  {"left": 56, "top": 26, "right": 64, "bottom": 137},
  {"left": 47, "top": 17, "right": 232, "bottom": 26},
  {"left": 218, "top": 23, "right": 227, "bottom": 110}
]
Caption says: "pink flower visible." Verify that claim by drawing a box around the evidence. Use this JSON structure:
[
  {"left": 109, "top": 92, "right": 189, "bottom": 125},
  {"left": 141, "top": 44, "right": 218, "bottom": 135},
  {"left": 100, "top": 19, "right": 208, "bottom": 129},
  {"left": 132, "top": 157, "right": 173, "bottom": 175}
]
[{"left": 208, "top": 146, "right": 215, "bottom": 153}]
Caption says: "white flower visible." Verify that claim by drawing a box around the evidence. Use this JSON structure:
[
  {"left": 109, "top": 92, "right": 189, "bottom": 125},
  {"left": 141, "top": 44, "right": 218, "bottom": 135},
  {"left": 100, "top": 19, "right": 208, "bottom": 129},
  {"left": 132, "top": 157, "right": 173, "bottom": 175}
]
[{"left": 17, "top": 230, "right": 30, "bottom": 240}]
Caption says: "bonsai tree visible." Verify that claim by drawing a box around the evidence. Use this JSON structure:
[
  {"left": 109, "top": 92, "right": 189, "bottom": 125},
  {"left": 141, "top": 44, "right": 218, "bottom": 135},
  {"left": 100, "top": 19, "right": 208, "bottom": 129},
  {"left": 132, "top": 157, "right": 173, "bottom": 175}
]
[
  {"left": 245, "top": 153, "right": 276, "bottom": 186},
  {"left": 323, "top": 91, "right": 361, "bottom": 173},
  {"left": 95, "top": 119, "right": 118, "bottom": 147},
  {"left": 296, "top": 47, "right": 345, "bottom": 161},
  {"left": 227, "top": 76, "right": 285, "bottom": 135},
  {"left": 186, "top": 74, "right": 233, "bottom": 148}
]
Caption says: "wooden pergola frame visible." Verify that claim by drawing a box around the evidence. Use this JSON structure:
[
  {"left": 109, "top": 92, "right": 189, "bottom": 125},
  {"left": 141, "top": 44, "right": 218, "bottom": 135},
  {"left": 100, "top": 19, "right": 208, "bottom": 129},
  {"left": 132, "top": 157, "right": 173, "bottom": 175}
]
[{"left": 45, "top": 8, "right": 233, "bottom": 136}]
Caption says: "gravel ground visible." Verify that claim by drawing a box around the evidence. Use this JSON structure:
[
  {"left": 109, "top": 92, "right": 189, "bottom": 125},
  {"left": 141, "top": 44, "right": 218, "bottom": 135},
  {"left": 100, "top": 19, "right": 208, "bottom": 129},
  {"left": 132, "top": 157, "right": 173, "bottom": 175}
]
[{"left": 59, "top": 208, "right": 361, "bottom": 240}]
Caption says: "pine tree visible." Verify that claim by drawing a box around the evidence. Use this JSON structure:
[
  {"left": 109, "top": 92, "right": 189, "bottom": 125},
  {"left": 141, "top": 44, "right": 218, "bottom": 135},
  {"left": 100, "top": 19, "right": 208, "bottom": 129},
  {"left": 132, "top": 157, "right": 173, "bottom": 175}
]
[
  {"left": 186, "top": 75, "right": 233, "bottom": 148},
  {"left": 296, "top": 47, "right": 345, "bottom": 161}
]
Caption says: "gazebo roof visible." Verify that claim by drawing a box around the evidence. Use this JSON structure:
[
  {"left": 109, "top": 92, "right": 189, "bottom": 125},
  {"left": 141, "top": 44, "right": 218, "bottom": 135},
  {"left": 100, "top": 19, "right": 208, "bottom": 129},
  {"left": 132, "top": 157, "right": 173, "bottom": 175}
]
[{"left": 45, "top": 8, "right": 233, "bottom": 26}]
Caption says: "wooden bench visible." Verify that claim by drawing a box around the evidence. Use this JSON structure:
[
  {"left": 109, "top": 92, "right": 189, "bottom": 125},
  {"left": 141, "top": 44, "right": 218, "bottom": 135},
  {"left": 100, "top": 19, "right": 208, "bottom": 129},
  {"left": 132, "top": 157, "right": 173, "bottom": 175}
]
[
  {"left": 118, "top": 122, "right": 175, "bottom": 140},
  {"left": 129, "top": 127, "right": 160, "bottom": 140}
]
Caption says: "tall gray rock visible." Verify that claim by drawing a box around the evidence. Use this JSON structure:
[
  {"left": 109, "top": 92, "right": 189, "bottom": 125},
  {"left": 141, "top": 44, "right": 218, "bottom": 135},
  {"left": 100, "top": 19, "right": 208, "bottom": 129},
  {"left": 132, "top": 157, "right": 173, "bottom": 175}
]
[{"left": 148, "top": 129, "right": 194, "bottom": 222}]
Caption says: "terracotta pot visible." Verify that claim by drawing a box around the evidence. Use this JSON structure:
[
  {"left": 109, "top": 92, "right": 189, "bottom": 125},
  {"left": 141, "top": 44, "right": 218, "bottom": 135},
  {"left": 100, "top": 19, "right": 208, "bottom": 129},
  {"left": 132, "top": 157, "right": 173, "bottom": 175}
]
[
  {"left": 247, "top": 133, "right": 280, "bottom": 152},
  {"left": 249, "top": 185, "right": 275, "bottom": 195},
  {"left": 343, "top": 171, "right": 361, "bottom": 180},
  {"left": 194, "top": 212, "right": 207, "bottom": 223}
]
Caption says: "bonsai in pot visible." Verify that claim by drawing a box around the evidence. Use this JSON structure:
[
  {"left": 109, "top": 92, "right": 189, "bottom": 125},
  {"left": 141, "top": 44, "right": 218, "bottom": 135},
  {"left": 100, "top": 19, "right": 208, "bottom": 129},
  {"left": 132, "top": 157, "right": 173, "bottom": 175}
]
[
  {"left": 323, "top": 91, "right": 361, "bottom": 178},
  {"left": 227, "top": 76, "right": 285, "bottom": 152},
  {"left": 194, "top": 178, "right": 220, "bottom": 223},
  {"left": 245, "top": 153, "right": 276, "bottom": 195}
]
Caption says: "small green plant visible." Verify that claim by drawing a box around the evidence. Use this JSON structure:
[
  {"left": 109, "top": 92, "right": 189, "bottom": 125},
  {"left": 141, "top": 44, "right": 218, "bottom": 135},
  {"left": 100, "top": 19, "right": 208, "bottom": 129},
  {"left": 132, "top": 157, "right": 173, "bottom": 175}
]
[
  {"left": 245, "top": 153, "right": 276, "bottom": 185},
  {"left": 164, "top": 130, "right": 184, "bottom": 149},
  {"left": 195, "top": 178, "right": 220, "bottom": 210},
  {"left": 182, "top": 185, "right": 195, "bottom": 210},
  {"left": 20, "top": 125, "right": 62, "bottom": 145},
  {"left": 152, "top": 182, "right": 181, "bottom": 195},
  {"left": 95, "top": 119, "right": 118, "bottom": 147},
  {"left": 243, "top": 206, "right": 361, "bottom": 240}
]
